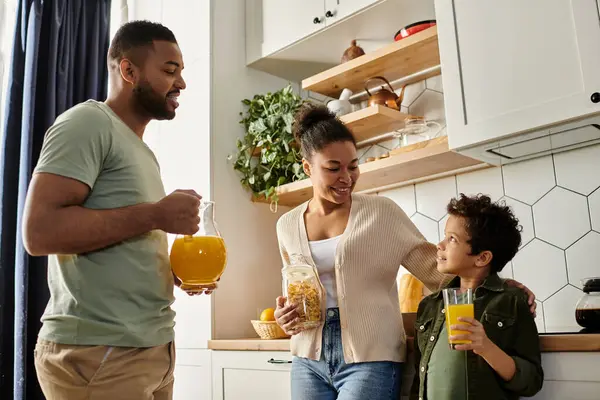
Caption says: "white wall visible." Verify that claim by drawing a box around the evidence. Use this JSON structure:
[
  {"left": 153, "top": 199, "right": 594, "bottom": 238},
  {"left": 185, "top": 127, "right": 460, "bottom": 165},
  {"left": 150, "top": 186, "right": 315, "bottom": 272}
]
[
  {"left": 128, "top": 0, "right": 213, "bottom": 349},
  {"left": 210, "top": 0, "right": 293, "bottom": 340},
  {"left": 129, "top": 0, "right": 295, "bottom": 343},
  {"left": 0, "top": 0, "right": 18, "bottom": 141}
]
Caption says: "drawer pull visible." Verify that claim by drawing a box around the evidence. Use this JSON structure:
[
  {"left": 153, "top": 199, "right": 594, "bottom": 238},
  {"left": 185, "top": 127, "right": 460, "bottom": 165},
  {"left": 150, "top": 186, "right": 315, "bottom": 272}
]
[{"left": 267, "top": 358, "right": 292, "bottom": 364}]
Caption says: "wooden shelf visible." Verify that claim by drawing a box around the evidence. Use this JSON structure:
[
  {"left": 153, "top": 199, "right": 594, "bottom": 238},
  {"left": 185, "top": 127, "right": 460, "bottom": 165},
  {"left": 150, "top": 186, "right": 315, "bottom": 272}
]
[
  {"left": 253, "top": 136, "right": 484, "bottom": 207},
  {"left": 302, "top": 26, "right": 440, "bottom": 98},
  {"left": 340, "top": 105, "right": 412, "bottom": 144},
  {"left": 539, "top": 334, "right": 600, "bottom": 352}
]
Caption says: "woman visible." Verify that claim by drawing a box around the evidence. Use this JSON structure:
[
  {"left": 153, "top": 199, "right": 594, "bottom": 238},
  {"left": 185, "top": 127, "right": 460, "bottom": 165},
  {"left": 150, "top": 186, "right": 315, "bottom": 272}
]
[{"left": 274, "top": 104, "right": 535, "bottom": 400}]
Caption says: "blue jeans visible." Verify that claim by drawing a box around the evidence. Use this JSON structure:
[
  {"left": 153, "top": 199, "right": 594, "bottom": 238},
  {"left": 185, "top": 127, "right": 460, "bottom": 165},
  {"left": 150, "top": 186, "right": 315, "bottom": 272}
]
[{"left": 291, "top": 308, "right": 403, "bottom": 400}]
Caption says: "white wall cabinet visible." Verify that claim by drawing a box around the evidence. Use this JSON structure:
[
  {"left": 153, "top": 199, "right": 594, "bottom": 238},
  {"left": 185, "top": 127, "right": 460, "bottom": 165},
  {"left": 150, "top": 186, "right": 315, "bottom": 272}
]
[
  {"left": 323, "top": 0, "right": 381, "bottom": 24},
  {"left": 435, "top": 0, "right": 600, "bottom": 150},
  {"left": 261, "top": 0, "right": 325, "bottom": 57},
  {"left": 531, "top": 353, "right": 600, "bottom": 400},
  {"left": 255, "top": 0, "right": 381, "bottom": 59},
  {"left": 211, "top": 351, "right": 292, "bottom": 400}
]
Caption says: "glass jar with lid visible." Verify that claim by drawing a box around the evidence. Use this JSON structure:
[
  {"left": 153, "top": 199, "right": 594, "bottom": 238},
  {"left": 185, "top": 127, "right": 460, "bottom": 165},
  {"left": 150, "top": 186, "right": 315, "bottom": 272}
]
[
  {"left": 575, "top": 277, "right": 600, "bottom": 331},
  {"left": 282, "top": 254, "right": 324, "bottom": 330}
]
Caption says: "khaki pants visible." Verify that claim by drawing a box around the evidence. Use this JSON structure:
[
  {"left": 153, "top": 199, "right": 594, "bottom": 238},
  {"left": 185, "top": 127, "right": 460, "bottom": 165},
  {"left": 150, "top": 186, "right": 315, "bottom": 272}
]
[{"left": 34, "top": 339, "right": 175, "bottom": 400}]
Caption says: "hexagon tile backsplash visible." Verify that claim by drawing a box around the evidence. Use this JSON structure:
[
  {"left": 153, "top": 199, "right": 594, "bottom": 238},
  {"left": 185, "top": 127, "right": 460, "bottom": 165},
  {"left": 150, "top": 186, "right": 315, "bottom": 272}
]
[
  {"left": 304, "top": 76, "right": 596, "bottom": 333},
  {"left": 380, "top": 145, "right": 600, "bottom": 334}
]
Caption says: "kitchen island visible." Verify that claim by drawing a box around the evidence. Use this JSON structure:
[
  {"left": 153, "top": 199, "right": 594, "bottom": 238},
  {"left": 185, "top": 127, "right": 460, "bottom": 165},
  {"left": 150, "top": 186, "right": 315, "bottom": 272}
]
[{"left": 208, "top": 314, "right": 600, "bottom": 399}]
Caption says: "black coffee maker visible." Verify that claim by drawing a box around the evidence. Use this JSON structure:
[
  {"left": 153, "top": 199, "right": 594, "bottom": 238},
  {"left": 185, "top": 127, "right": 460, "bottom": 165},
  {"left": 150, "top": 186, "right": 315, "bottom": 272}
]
[{"left": 575, "top": 277, "right": 600, "bottom": 332}]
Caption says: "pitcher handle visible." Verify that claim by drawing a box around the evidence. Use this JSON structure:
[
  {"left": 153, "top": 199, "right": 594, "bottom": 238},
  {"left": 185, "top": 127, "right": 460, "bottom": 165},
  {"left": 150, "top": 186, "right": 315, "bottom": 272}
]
[
  {"left": 426, "top": 120, "right": 443, "bottom": 137},
  {"left": 364, "top": 76, "right": 394, "bottom": 96}
]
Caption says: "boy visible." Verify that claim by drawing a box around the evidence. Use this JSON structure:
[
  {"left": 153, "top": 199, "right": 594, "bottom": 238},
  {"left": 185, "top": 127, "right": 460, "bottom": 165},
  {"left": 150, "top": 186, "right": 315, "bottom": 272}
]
[{"left": 411, "top": 194, "right": 543, "bottom": 400}]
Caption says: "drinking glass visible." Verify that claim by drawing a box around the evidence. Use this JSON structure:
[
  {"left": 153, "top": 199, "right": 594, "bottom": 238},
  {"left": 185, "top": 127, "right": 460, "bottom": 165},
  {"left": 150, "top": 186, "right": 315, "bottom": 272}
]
[{"left": 443, "top": 288, "right": 474, "bottom": 350}]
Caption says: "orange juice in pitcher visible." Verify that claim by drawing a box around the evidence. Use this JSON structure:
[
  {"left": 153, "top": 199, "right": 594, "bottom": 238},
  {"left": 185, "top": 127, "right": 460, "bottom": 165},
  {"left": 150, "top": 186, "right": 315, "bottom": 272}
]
[{"left": 170, "top": 201, "right": 227, "bottom": 292}]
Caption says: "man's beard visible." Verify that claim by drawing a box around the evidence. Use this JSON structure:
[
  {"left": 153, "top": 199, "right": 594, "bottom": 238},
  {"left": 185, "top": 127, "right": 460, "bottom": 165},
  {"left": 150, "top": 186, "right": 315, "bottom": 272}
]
[{"left": 132, "top": 80, "right": 175, "bottom": 120}]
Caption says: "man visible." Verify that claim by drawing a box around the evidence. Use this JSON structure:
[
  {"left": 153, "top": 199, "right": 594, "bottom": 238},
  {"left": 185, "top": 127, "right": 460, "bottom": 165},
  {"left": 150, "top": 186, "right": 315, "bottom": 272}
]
[{"left": 23, "top": 20, "right": 203, "bottom": 399}]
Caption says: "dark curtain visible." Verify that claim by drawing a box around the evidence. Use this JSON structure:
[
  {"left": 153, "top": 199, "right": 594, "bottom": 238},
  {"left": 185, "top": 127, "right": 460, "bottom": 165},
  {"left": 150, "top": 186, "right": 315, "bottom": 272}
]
[{"left": 0, "top": 1, "right": 111, "bottom": 398}]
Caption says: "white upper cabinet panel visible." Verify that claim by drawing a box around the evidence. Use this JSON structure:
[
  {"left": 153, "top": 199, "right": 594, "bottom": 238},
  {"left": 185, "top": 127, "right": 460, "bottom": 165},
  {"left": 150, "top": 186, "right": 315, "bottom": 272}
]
[{"left": 435, "top": 0, "right": 600, "bottom": 150}]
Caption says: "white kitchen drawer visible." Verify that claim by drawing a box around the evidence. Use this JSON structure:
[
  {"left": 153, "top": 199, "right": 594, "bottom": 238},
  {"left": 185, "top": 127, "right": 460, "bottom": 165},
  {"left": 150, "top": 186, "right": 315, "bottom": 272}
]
[{"left": 211, "top": 350, "right": 292, "bottom": 400}]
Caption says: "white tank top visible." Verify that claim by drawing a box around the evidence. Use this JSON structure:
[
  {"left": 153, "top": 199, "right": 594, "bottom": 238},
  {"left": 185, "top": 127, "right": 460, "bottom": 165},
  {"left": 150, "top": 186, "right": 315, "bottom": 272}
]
[{"left": 308, "top": 235, "right": 342, "bottom": 308}]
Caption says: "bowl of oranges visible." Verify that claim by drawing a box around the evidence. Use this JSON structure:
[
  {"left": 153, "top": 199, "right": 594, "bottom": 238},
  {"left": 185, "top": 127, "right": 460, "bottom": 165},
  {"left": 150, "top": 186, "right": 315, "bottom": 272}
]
[{"left": 251, "top": 308, "right": 290, "bottom": 340}]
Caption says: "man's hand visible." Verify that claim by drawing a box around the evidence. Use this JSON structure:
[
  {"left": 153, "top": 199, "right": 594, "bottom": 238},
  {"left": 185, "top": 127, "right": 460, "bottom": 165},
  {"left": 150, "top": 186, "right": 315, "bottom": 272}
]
[
  {"left": 505, "top": 279, "right": 537, "bottom": 317},
  {"left": 173, "top": 272, "right": 218, "bottom": 296},
  {"left": 154, "top": 190, "right": 202, "bottom": 235},
  {"left": 23, "top": 174, "right": 202, "bottom": 256}
]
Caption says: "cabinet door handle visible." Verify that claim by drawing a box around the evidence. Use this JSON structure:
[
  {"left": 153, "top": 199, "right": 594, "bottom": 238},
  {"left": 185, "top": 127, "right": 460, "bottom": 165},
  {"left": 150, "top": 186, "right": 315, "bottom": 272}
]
[
  {"left": 591, "top": 92, "right": 600, "bottom": 103},
  {"left": 313, "top": 17, "right": 323, "bottom": 24},
  {"left": 267, "top": 358, "right": 292, "bottom": 364},
  {"left": 325, "top": 10, "right": 335, "bottom": 18}
]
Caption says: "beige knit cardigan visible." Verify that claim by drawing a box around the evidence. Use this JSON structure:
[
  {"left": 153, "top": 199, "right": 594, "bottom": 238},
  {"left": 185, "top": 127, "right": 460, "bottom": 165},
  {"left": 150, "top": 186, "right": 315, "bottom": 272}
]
[{"left": 276, "top": 193, "right": 448, "bottom": 363}]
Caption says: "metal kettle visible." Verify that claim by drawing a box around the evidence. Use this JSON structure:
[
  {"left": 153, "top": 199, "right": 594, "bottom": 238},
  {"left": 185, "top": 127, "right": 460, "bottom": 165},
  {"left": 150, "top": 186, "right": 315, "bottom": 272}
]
[{"left": 365, "top": 76, "right": 406, "bottom": 110}]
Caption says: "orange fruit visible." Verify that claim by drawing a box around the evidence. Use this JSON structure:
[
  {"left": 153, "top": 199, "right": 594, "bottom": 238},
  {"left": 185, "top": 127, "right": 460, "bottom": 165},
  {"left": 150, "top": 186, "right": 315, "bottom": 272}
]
[{"left": 260, "top": 308, "right": 276, "bottom": 322}]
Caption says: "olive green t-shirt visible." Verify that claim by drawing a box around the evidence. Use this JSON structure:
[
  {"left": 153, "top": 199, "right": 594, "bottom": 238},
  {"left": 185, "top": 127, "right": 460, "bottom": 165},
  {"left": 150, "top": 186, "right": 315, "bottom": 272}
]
[
  {"left": 35, "top": 100, "right": 175, "bottom": 347},
  {"left": 426, "top": 322, "right": 468, "bottom": 400}
]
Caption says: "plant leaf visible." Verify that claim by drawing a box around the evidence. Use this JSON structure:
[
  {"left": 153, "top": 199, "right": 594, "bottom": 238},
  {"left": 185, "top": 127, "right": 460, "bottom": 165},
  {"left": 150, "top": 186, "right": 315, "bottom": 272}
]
[
  {"left": 282, "top": 113, "right": 294, "bottom": 134},
  {"left": 292, "top": 163, "right": 302, "bottom": 176},
  {"left": 249, "top": 118, "right": 267, "bottom": 134},
  {"left": 231, "top": 84, "right": 306, "bottom": 198}
]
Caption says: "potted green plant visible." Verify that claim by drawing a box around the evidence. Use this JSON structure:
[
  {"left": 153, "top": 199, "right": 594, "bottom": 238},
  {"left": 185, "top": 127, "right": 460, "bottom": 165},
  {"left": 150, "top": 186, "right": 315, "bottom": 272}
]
[{"left": 231, "top": 84, "right": 307, "bottom": 208}]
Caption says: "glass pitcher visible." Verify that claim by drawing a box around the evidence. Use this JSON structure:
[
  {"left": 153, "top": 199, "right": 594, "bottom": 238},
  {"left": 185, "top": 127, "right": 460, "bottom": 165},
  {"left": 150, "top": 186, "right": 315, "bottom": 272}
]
[
  {"left": 394, "top": 116, "right": 442, "bottom": 147},
  {"left": 282, "top": 254, "right": 324, "bottom": 330},
  {"left": 170, "top": 201, "right": 227, "bottom": 293}
]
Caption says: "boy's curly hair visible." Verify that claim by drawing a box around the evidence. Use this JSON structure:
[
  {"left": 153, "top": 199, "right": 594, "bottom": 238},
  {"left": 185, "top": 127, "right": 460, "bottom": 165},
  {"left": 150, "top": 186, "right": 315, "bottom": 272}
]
[{"left": 447, "top": 194, "right": 522, "bottom": 273}]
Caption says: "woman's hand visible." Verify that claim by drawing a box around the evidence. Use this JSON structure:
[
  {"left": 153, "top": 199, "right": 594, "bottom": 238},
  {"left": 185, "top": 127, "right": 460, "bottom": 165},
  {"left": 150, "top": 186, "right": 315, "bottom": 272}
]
[
  {"left": 504, "top": 278, "right": 537, "bottom": 317},
  {"left": 275, "top": 296, "right": 304, "bottom": 336}
]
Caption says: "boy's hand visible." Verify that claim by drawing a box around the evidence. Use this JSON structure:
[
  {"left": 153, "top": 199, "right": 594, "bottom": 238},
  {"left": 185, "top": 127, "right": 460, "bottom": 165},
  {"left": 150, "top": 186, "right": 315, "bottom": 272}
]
[
  {"left": 450, "top": 317, "right": 493, "bottom": 356},
  {"left": 451, "top": 316, "right": 518, "bottom": 383}
]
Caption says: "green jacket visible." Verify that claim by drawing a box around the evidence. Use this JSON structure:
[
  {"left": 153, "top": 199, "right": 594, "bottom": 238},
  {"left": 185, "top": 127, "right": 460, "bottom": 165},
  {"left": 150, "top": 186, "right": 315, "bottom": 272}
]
[{"left": 411, "top": 274, "right": 544, "bottom": 400}]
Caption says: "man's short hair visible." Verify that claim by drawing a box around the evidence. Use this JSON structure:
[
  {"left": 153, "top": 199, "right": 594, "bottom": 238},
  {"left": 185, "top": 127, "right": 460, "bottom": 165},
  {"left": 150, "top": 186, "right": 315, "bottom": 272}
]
[{"left": 108, "top": 20, "right": 177, "bottom": 65}]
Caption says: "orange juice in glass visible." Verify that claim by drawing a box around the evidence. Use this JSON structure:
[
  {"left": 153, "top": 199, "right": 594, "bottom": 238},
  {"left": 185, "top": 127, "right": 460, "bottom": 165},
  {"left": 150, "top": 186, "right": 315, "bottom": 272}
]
[{"left": 443, "top": 288, "right": 474, "bottom": 350}]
